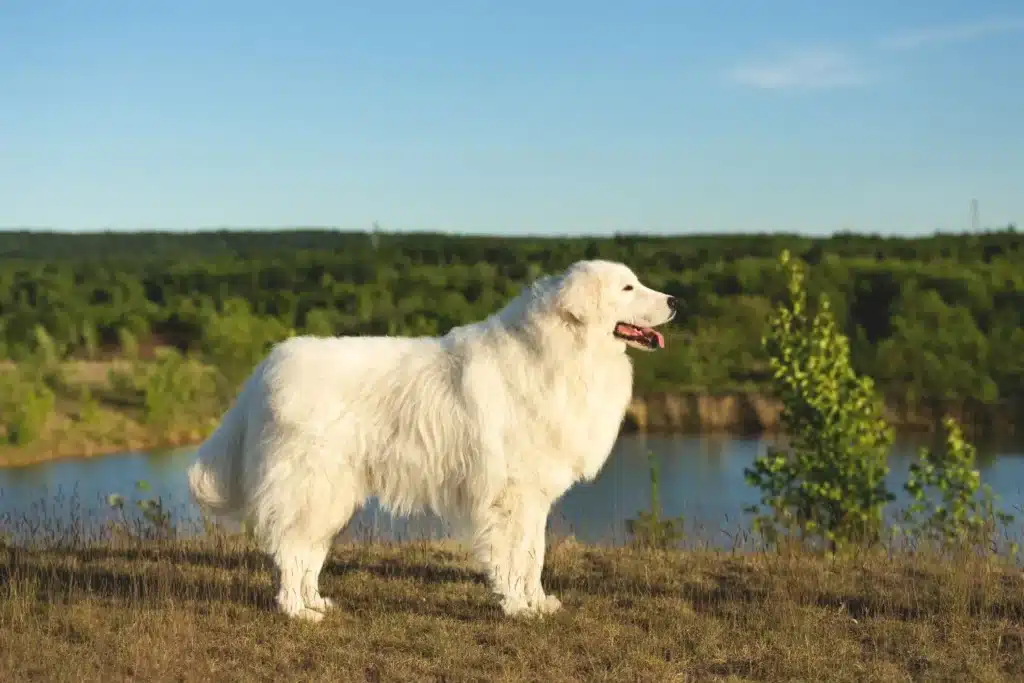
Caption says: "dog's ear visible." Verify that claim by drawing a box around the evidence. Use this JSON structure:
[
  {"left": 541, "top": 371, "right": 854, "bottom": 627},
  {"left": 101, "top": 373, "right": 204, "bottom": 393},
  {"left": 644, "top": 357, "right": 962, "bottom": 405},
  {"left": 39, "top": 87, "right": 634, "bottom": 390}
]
[{"left": 553, "top": 265, "right": 600, "bottom": 325}]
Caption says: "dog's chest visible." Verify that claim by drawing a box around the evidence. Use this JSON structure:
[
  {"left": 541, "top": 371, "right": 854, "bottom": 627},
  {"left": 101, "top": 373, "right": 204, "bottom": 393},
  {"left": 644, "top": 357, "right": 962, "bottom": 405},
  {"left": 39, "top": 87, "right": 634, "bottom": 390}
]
[{"left": 545, "top": 355, "right": 633, "bottom": 479}]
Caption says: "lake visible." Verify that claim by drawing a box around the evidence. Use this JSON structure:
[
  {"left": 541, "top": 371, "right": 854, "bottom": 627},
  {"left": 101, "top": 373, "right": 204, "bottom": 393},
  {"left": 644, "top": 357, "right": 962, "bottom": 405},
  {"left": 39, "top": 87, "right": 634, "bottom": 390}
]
[{"left": 2, "top": 433, "right": 1023, "bottom": 548}]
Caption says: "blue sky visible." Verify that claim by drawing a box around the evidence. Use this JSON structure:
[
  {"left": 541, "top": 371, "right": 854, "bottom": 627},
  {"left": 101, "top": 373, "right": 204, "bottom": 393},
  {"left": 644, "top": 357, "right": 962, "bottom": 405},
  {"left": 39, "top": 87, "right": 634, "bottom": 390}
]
[{"left": 1, "top": 1, "right": 1022, "bottom": 236}]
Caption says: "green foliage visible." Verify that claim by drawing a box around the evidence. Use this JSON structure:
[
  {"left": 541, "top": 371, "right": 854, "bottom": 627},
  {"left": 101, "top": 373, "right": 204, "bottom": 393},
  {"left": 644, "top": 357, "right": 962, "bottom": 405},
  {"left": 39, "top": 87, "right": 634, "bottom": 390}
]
[
  {"left": 303, "top": 307, "right": 336, "bottom": 337},
  {"left": 875, "top": 286, "right": 998, "bottom": 403},
  {"left": 744, "top": 251, "right": 895, "bottom": 551},
  {"left": 199, "top": 298, "right": 293, "bottom": 394},
  {"left": 0, "top": 329, "right": 66, "bottom": 445},
  {"left": 77, "top": 384, "right": 101, "bottom": 425},
  {"left": 17, "top": 326, "right": 68, "bottom": 389},
  {"left": 626, "top": 452, "right": 685, "bottom": 549},
  {"left": 0, "top": 369, "right": 56, "bottom": 445},
  {"left": 140, "top": 348, "right": 219, "bottom": 428},
  {"left": 105, "top": 333, "right": 147, "bottom": 404},
  {"left": 30, "top": 324, "right": 65, "bottom": 367},
  {"left": 80, "top": 320, "right": 99, "bottom": 360},
  {"left": 118, "top": 328, "right": 140, "bottom": 361},
  {"left": 0, "top": 229, "right": 1021, "bottom": 403},
  {"left": 901, "top": 416, "right": 1015, "bottom": 549},
  {"left": 107, "top": 362, "right": 144, "bottom": 403}
]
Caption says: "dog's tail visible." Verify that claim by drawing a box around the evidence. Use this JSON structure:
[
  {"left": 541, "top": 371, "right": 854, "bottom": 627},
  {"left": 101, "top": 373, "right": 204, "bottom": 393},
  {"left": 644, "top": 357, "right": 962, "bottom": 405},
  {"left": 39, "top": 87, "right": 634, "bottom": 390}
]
[{"left": 187, "top": 389, "right": 249, "bottom": 516}]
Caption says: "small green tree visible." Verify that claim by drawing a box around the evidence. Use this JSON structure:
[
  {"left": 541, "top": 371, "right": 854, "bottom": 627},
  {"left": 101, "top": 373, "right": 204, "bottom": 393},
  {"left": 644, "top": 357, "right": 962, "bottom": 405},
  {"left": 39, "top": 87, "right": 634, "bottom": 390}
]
[
  {"left": 0, "top": 328, "right": 62, "bottom": 445},
  {"left": 901, "top": 415, "right": 1014, "bottom": 550},
  {"left": 30, "top": 324, "right": 65, "bottom": 367},
  {"left": 744, "top": 250, "right": 895, "bottom": 551},
  {"left": 21, "top": 325, "right": 67, "bottom": 388},
  {"left": 77, "top": 384, "right": 102, "bottom": 425},
  {"left": 142, "top": 348, "right": 219, "bottom": 428},
  {"left": 200, "top": 298, "right": 292, "bottom": 397},
  {"left": 80, "top": 320, "right": 100, "bottom": 360},
  {"left": 0, "top": 371, "right": 55, "bottom": 445},
  {"left": 118, "top": 327, "right": 140, "bottom": 361},
  {"left": 107, "top": 329, "right": 145, "bottom": 404}
]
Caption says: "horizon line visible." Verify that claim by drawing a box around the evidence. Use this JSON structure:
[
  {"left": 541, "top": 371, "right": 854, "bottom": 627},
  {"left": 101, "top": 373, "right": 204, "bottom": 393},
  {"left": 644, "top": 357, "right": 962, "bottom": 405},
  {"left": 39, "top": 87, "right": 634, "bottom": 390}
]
[{"left": 0, "top": 225, "right": 1016, "bottom": 240}]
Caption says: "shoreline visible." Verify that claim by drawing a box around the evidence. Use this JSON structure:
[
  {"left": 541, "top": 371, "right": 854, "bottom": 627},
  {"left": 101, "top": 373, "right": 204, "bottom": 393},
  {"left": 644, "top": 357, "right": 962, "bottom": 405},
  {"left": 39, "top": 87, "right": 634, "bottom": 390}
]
[
  {"left": 623, "top": 391, "right": 1023, "bottom": 436},
  {"left": 2, "top": 390, "right": 1020, "bottom": 468},
  {"left": 0, "top": 425, "right": 212, "bottom": 469}
]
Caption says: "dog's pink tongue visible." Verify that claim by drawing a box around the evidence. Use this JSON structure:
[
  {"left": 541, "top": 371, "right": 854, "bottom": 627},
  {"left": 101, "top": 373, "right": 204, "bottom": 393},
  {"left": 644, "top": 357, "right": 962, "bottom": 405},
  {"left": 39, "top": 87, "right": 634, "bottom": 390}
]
[{"left": 647, "top": 328, "right": 665, "bottom": 349}]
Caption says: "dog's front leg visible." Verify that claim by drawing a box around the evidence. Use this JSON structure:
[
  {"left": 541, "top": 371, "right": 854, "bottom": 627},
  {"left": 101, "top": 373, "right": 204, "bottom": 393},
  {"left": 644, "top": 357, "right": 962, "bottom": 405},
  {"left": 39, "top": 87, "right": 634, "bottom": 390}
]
[
  {"left": 472, "top": 488, "right": 538, "bottom": 617},
  {"left": 523, "top": 503, "right": 562, "bottom": 614}
]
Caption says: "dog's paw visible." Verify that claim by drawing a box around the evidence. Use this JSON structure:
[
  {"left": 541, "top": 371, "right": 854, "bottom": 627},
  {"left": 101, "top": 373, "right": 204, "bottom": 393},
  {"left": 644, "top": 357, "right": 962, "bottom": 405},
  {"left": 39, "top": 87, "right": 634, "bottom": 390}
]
[
  {"left": 305, "top": 595, "right": 335, "bottom": 612},
  {"left": 279, "top": 595, "right": 328, "bottom": 623},
  {"left": 501, "top": 593, "right": 563, "bottom": 618},
  {"left": 536, "top": 594, "right": 563, "bottom": 614},
  {"left": 500, "top": 596, "right": 537, "bottom": 618},
  {"left": 283, "top": 607, "right": 326, "bottom": 623}
]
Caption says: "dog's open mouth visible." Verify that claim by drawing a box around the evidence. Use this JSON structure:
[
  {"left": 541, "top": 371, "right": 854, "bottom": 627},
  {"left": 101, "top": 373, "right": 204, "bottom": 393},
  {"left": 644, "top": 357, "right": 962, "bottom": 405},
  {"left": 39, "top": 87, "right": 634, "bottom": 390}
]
[{"left": 613, "top": 323, "right": 665, "bottom": 351}]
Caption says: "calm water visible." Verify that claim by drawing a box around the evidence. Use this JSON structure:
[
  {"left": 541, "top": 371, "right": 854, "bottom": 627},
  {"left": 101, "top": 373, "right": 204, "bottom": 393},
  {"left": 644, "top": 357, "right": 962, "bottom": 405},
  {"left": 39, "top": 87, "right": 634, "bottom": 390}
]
[{"left": 2, "top": 434, "right": 1023, "bottom": 547}]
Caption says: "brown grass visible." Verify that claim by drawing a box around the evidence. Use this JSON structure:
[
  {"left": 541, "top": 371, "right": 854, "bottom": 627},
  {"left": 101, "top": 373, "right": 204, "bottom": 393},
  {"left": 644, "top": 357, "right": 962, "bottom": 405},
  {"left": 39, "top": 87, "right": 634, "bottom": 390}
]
[
  {"left": 4, "top": 359, "right": 1024, "bottom": 679},
  {"left": 3, "top": 531, "right": 1024, "bottom": 683}
]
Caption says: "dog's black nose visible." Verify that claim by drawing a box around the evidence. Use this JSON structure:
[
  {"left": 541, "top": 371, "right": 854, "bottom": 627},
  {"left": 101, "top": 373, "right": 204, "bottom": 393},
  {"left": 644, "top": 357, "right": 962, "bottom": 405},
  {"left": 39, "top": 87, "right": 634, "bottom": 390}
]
[{"left": 667, "top": 296, "right": 678, "bottom": 310}]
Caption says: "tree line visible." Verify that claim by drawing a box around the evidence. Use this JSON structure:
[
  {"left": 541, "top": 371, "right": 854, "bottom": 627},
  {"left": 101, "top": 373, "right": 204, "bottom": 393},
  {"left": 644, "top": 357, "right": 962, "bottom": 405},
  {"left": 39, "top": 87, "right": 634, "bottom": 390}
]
[{"left": 0, "top": 228, "right": 1021, "bottom": 403}]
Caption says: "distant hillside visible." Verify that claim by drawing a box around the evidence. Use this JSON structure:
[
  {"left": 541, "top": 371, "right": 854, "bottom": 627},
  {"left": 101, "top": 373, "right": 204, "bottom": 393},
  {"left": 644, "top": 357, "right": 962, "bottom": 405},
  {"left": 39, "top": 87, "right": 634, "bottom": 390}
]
[{"left": 0, "top": 227, "right": 1021, "bottom": 405}]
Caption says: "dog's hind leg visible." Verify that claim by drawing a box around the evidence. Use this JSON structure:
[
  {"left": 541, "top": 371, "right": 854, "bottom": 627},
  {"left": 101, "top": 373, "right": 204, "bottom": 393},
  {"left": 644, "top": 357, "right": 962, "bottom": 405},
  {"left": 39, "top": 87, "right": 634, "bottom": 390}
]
[
  {"left": 272, "top": 539, "right": 331, "bottom": 622},
  {"left": 258, "top": 465, "right": 362, "bottom": 622}
]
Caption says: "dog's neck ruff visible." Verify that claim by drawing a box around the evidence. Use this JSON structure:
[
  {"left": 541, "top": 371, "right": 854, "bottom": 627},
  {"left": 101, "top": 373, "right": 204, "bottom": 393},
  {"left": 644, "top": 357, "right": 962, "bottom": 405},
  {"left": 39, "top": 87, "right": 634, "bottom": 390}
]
[{"left": 497, "top": 305, "right": 622, "bottom": 358}]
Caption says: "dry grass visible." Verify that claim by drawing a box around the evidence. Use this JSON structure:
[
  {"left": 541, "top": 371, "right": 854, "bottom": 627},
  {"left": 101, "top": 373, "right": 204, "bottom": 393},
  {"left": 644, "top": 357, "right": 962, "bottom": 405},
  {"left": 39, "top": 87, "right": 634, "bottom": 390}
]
[
  {"left": 3, "top": 529, "right": 1024, "bottom": 683},
  {"left": 4, "top": 359, "right": 1024, "bottom": 680}
]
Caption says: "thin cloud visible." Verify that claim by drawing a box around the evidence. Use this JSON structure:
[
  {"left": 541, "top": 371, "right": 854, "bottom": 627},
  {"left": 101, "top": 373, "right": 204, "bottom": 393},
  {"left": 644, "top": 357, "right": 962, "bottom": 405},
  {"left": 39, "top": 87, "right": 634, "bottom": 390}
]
[
  {"left": 726, "top": 16, "right": 1022, "bottom": 93},
  {"left": 880, "top": 17, "right": 1024, "bottom": 50},
  {"left": 726, "top": 48, "right": 869, "bottom": 90}
]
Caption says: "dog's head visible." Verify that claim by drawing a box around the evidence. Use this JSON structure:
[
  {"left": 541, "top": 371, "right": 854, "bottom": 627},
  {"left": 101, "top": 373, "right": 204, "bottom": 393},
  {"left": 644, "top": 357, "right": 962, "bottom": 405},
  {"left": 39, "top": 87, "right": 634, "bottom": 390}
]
[{"left": 539, "top": 260, "right": 677, "bottom": 352}]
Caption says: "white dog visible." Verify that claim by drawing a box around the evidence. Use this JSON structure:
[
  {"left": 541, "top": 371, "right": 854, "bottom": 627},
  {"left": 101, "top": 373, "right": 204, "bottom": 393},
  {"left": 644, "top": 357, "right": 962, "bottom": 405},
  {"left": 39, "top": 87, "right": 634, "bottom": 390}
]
[{"left": 187, "top": 259, "right": 676, "bottom": 621}]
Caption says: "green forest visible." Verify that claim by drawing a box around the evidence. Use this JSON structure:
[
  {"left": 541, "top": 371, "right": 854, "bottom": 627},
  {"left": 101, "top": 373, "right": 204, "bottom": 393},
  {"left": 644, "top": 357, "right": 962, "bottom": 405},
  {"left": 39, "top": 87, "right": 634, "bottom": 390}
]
[{"left": 1, "top": 227, "right": 1021, "bottom": 404}]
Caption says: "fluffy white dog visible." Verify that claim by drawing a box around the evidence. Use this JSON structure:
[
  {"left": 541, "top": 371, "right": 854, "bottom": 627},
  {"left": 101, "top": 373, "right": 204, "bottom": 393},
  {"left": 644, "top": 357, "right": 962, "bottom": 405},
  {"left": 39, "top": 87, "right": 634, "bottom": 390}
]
[{"left": 187, "top": 259, "right": 677, "bottom": 621}]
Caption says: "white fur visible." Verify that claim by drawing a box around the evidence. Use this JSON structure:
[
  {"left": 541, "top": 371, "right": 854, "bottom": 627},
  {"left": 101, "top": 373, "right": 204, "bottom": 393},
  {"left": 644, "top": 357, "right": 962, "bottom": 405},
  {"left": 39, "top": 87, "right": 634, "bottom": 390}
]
[{"left": 187, "top": 259, "right": 676, "bottom": 621}]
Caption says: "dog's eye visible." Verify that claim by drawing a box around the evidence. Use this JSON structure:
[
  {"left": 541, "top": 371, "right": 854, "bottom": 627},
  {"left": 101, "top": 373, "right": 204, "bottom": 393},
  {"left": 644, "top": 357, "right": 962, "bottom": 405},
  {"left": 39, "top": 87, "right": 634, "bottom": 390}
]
[{"left": 622, "top": 285, "right": 634, "bottom": 291}]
